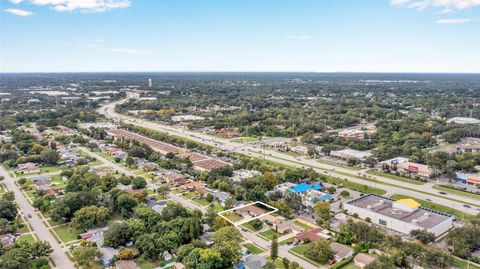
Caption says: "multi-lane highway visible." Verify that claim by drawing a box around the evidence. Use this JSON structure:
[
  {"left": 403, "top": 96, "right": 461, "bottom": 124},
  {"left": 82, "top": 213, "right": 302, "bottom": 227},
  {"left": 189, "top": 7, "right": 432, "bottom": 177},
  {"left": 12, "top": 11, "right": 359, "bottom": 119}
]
[{"left": 99, "top": 97, "right": 480, "bottom": 215}]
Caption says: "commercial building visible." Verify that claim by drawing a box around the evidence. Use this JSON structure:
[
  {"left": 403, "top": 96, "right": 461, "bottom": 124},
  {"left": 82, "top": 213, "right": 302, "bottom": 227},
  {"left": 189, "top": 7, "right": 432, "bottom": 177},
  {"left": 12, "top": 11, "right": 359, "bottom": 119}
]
[
  {"left": 377, "top": 157, "right": 436, "bottom": 179},
  {"left": 454, "top": 137, "right": 480, "bottom": 153},
  {"left": 453, "top": 172, "right": 480, "bottom": 186},
  {"left": 330, "top": 149, "right": 372, "bottom": 161},
  {"left": 343, "top": 194, "right": 453, "bottom": 237},
  {"left": 447, "top": 117, "right": 480, "bottom": 125},
  {"left": 338, "top": 129, "right": 365, "bottom": 140}
]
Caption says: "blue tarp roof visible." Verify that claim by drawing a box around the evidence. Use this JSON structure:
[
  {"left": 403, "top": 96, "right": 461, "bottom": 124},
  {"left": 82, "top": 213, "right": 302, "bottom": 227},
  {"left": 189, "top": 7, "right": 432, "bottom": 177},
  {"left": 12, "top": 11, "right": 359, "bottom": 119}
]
[
  {"left": 288, "top": 183, "right": 323, "bottom": 193},
  {"left": 320, "top": 194, "right": 333, "bottom": 201}
]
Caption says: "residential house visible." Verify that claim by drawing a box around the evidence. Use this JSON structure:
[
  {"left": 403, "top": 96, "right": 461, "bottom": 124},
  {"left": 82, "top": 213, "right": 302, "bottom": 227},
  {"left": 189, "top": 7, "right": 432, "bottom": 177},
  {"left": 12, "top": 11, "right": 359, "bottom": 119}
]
[
  {"left": 0, "top": 233, "right": 15, "bottom": 246},
  {"left": 212, "top": 191, "right": 232, "bottom": 207},
  {"left": 235, "top": 205, "right": 266, "bottom": 218},
  {"left": 338, "top": 129, "right": 365, "bottom": 140},
  {"left": 79, "top": 227, "right": 117, "bottom": 266},
  {"left": 354, "top": 253, "right": 376, "bottom": 268},
  {"left": 173, "top": 263, "right": 186, "bottom": 269},
  {"left": 330, "top": 242, "right": 354, "bottom": 262},
  {"left": 275, "top": 220, "right": 304, "bottom": 234},
  {"left": 294, "top": 228, "right": 331, "bottom": 243},
  {"left": 18, "top": 162, "right": 40, "bottom": 174},
  {"left": 160, "top": 171, "right": 186, "bottom": 185},
  {"left": 115, "top": 260, "right": 140, "bottom": 269}
]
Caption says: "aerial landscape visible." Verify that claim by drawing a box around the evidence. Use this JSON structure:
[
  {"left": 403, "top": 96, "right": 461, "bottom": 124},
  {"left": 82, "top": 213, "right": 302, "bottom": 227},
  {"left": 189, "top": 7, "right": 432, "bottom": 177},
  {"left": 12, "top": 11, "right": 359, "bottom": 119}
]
[{"left": 0, "top": 1, "right": 479, "bottom": 269}]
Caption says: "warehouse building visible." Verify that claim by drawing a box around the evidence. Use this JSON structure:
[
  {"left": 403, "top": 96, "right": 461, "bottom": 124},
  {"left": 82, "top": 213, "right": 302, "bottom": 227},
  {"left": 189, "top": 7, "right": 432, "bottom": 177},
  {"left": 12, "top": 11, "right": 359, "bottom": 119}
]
[{"left": 343, "top": 194, "right": 453, "bottom": 237}]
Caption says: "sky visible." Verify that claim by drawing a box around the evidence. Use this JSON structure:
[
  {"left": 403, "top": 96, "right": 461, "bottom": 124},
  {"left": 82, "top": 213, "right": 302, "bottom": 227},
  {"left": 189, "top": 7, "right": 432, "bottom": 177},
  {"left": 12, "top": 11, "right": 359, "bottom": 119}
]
[{"left": 1, "top": 0, "right": 479, "bottom": 73}]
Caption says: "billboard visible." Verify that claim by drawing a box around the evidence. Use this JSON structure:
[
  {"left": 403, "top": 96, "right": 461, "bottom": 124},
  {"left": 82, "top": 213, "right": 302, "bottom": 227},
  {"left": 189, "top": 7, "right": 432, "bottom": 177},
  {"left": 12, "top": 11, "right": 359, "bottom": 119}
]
[{"left": 408, "top": 165, "right": 419, "bottom": 172}]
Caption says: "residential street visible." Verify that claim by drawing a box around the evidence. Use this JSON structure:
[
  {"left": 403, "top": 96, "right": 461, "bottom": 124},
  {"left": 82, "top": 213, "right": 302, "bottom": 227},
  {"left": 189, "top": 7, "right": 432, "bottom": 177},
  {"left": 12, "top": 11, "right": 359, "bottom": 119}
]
[{"left": 0, "top": 165, "right": 75, "bottom": 269}]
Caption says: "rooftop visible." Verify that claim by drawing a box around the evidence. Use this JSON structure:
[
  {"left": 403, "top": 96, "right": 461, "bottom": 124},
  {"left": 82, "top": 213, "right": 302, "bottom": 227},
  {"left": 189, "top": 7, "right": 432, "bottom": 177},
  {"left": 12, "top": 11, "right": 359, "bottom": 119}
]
[
  {"left": 288, "top": 183, "right": 322, "bottom": 193},
  {"left": 345, "top": 194, "right": 452, "bottom": 229}
]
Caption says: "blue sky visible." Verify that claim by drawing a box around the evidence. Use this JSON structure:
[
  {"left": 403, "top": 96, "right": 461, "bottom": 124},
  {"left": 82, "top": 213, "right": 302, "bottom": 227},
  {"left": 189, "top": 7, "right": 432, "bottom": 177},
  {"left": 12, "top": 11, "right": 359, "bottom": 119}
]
[{"left": 1, "top": 0, "right": 479, "bottom": 73}]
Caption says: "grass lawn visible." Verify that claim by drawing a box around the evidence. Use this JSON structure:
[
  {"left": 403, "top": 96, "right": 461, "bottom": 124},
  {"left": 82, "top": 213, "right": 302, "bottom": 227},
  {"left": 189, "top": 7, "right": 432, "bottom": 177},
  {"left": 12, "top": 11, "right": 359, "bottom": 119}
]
[
  {"left": 259, "top": 229, "right": 281, "bottom": 240},
  {"left": 324, "top": 176, "right": 386, "bottom": 196},
  {"left": 391, "top": 194, "right": 474, "bottom": 220},
  {"left": 231, "top": 136, "right": 262, "bottom": 143},
  {"left": 213, "top": 203, "right": 225, "bottom": 212},
  {"left": 182, "top": 192, "right": 198, "bottom": 200},
  {"left": 17, "top": 234, "right": 36, "bottom": 244},
  {"left": 16, "top": 223, "right": 30, "bottom": 234},
  {"left": 452, "top": 257, "right": 480, "bottom": 269},
  {"left": 290, "top": 243, "right": 311, "bottom": 256},
  {"left": 47, "top": 217, "right": 67, "bottom": 227},
  {"left": 294, "top": 220, "right": 314, "bottom": 231},
  {"left": 137, "top": 257, "right": 176, "bottom": 269},
  {"left": 266, "top": 257, "right": 287, "bottom": 269},
  {"left": 243, "top": 243, "right": 266, "bottom": 254},
  {"left": 338, "top": 262, "right": 360, "bottom": 269},
  {"left": 52, "top": 225, "right": 80, "bottom": 243},
  {"left": 242, "top": 221, "right": 263, "bottom": 232},
  {"left": 434, "top": 185, "right": 480, "bottom": 200},
  {"left": 317, "top": 160, "right": 361, "bottom": 171},
  {"left": 194, "top": 198, "right": 210, "bottom": 206},
  {"left": 222, "top": 212, "right": 243, "bottom": 223},
  {"left": 39, "top": 166, "right": 63, "bottom": 174},
  {"left": 366, "top": 170, "right": 424, "bottom": 185}
]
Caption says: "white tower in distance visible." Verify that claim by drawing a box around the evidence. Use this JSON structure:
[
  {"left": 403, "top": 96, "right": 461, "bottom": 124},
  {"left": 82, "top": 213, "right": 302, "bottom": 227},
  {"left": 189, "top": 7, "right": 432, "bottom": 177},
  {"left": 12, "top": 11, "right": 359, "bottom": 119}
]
[{"left": 148, "top": 78, "right": 152, "bottom": 87}]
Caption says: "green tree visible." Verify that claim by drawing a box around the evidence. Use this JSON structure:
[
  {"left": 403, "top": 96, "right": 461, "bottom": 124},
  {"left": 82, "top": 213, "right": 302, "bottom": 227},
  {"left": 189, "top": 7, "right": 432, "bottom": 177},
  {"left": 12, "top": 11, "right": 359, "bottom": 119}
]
[
  {"left": 304, "top": 240, "right": 333, "bottom": 264},
  {"left": 271, "top": 235, "right": 278, "bottom": 260},
  {"left": 72, "top": 245, "right": 102, "bottom": 269},
  {"left": 70, "top": 205, "right": 110, "bottom": 231}
]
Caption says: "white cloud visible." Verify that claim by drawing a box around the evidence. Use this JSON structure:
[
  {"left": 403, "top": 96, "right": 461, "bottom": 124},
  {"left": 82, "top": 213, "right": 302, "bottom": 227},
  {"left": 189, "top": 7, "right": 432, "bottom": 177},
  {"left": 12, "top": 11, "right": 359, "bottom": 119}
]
[
  {"left": 436, "top": 18, "right": 471, "bottom": 23},
  {"left": 391, "top": 0, "right": 411, "bottom": 5},
  {"left": 12, "top": 0, "right": 131, "bottom": 12},
  {"left": 285, "top": 35, "right": 312, "bottom": 39},
  {"left": 391, "top": 0, "right": 480, "bottom": 10},
  {"left": 5, "top": 8, "right": 33, "bottom": 16}
]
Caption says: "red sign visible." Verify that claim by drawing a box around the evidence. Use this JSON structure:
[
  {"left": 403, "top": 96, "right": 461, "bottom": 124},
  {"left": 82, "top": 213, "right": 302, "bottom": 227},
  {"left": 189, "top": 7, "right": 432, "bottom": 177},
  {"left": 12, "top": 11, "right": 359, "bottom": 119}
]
[{"left": 408, "top": 165, "right": 419, "bottom": 172}]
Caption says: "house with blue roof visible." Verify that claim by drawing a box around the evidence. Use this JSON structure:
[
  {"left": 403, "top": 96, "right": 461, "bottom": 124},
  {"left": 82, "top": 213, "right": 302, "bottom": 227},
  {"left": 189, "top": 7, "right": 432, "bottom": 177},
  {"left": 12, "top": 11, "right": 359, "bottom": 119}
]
[{"left": 288, "top": 183, "right": 323, "bottom": 193}]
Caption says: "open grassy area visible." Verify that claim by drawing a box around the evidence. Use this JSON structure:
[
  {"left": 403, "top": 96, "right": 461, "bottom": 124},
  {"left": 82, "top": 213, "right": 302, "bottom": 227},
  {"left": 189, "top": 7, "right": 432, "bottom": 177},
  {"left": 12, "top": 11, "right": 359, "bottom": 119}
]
[
  {"left": 266, "top": 257, "right": 287, "bottom": 269},
  {"left": 52, "top": 225, "right": 80, "bottom": 243},
  {"left": 317, "top": 160, "right": 361, "bottom": 171},
  {"left": 259, "top": 229, "right": 281, "bottom": 240},
  {"left": 242, "top": 221, "right": 263, "bottom": 232},
  {"left": 391, "top": 194, "right": 474, "bottom": 220},
  {"left": 452, "top": 257, "right": 480, "bottom": 269},
  {"left": 39, "top": 166, "right": 63, "bottom": 174},
  {"left": 324, "top": 176, "right": 386, "bottom": 196},
  {"left": 182, "top": 191, "right": 198, "bottom": 200},
  {"left": 243, "top": 243, "right": 266, "bottom": 254},
  {"left": 222, "top": 212, "right": 243, "bottom": 223},
  {"left": 16, "top": 234, "right": 36, "bottom": 244},
  {"left": 366, "top": 170, "right": 424, "bottom": 185},
  {"left": 337, "top": 262, "right": 360, "bottom": 269},
  {"left": 434, "top": 185, "right": 480, "bottom": 200},
  {"left": 194, "top": 198, "right": 211, "bottom": 206},
  {"left": 213, "top": 203, "right": 225, "bottom": 212},
  {"left": 136, "top": 257, "right": 176, "bottom": 269},
  {"left": 231, "top": 136, "right": 261, "bottom": 143},
  {"left": 290, "top": 243, "right": 311, "bottom": 256},
  {"left": 294, "top": 220, "right": 314, "bottom": 231}
]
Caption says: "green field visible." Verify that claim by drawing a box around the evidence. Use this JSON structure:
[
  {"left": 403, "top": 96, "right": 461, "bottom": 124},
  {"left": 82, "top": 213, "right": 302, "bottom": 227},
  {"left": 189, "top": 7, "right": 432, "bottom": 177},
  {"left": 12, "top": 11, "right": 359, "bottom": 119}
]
[
  {"left": 16, "top": 234, "right": 36, "bottom": 244},
  {"left": 317, "top": 160, "right": 361, "bottom": 171},
  {"left": 52, "top": 225, "right": 80, "bottom": 243},
  {"left": 452, "top": 257, "right": 480, "bottom": 269},
  {"left": 366, "top": 170, "right": 424, "bottom": 185},
  {"left": 222, "top": 212, "right": 243, "bottom": 223},
  {"left": 266, "top": 257, "right": 287, "bottom": 269},
  {"left": 391, "top": 194, "right": 474, "bottom": 220},
  {"left": 259, "top": 229, "right": 281, "bottom": 240},
  {"left": 194, "top": 198, "right": 211, "bottom": 206},
  {"left": 434, "top": 185, "right": 480, "bottom": 200},
  {"left": 290, "top": 243, "right": 311, "bottom": 256},
  {"left": 294, "top": 220, "right": 314, "bottom": 231},
  {"left": 243, "top": 243, "right": 265, "bottom": 254},
  {"left": 242, "top": 221, "right": 263, "bottom": 232}
]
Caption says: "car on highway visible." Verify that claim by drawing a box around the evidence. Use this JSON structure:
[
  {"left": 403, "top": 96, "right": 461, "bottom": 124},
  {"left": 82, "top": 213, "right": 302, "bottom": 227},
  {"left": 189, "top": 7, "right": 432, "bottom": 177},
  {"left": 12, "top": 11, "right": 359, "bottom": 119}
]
[
  {"left": 463, "top": 204, "right": 471, "bottom": 208},
  {"left": 426, "top": 198, "right": 432, "bottom": 201},
  {"left": 27, "top": 213, "right": 32, "bottom": 218},
  {"left": 439, "top": 191, "right": 447, "bottom": 195}
]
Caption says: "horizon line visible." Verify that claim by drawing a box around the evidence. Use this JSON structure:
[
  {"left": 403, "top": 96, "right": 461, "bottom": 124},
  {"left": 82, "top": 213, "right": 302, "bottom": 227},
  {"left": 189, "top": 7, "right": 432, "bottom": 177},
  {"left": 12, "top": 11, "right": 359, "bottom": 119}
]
[{"left": 1, "top": 71, "right": 480, "bottom": 75}]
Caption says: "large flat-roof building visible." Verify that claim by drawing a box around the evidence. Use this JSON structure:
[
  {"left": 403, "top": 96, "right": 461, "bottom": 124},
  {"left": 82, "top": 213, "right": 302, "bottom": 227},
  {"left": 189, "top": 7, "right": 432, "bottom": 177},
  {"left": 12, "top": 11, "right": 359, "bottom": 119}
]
[
  {"left": 447, "top": 117, "right": 480, "bottom": 125},
  {"left": 330, "top": 149, "right": 372, "bottom": 161},
  {"left": 343, "top": 194, "right": 453, "bottom": 237}
]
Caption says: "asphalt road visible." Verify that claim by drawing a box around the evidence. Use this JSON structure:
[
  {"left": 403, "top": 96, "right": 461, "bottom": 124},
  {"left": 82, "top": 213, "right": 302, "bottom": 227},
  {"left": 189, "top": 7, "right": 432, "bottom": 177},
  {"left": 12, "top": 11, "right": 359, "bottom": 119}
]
[
  {"left": 0, "top": 166, "right": 75, "bottom": 269},
  {"left": 99, "top": 98, "right": 480, "bottom": 215}
]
